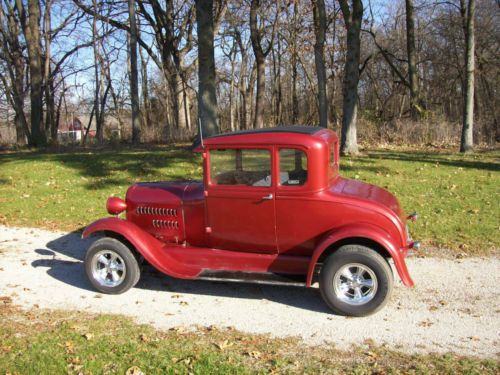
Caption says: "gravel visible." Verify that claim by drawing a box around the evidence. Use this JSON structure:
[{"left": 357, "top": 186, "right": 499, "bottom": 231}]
[{"left": 0, "top": 225, "right": 498, "bottom": 358}]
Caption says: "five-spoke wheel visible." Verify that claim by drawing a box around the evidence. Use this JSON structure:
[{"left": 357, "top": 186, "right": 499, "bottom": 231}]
[
  {"left": 85, "top": 237, "right": 141, "bottom": 294},
  {"left": 320, "top": 245, "right": 393, "bottom": 316}
]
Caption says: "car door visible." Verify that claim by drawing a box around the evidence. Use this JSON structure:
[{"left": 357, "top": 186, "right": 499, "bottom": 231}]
[{"left": 205, "top": 146, "right": 277, "bottom": 254}]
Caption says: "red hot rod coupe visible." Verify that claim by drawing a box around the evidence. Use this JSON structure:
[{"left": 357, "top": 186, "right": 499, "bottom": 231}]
[{"left": 83, "top": 126, "right": 419, "bottom": 316}]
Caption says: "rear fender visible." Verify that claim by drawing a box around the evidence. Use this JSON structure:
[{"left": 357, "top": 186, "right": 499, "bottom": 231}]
[
  {"left": 306, "top": 223, "right": 414, "bottom": 288},
  {"left": 82, "top": 218, "right": 200, "bottom": 279}
]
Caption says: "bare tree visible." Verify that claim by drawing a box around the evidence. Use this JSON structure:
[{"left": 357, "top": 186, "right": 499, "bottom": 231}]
[
  {"left": 339, "top": 0, "right": 363, "bottom": 155},
  {"left": 0, "top": 0, "right": 29, "bottom": 144},
  {"left": 17, "top": 0, "right": 46, "bottom": 146},
  {"left": 196, "top": 0, "right": 219, "bottom": 137},
  {"left": 405, "top": 0, "right": 421, "bottom": 120},
  {"left": 129, "top": 0, "right": 140, "bottom": 143},
  {"left": 249, "top": 0, "right": 275, "bottom": 129},
  {"left": 312, "top": 0, "right": 328, "bottom": 128},
  {"left": 460, "top": 0, "right": 475, "bottom": 152}
]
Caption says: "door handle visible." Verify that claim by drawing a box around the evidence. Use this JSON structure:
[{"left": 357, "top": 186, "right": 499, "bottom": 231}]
[{"left": 262, "top": 193, "right": 273, "bottom": 200}]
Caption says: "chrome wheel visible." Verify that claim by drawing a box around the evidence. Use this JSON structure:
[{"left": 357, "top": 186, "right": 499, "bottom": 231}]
[
  {"left": 91, "top": 250, "right": 126, "bottom": 288},
  {"left": 333, "top": 263, "right": 378, "bottom": 306}
]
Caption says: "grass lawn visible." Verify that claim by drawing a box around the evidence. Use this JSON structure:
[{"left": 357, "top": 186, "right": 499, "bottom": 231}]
[
  {"left": 0, "top": 304, "right": 497, "bottom": 374},
  {"left": 0, "top": 145, "right": 498, "bottom": 255}
]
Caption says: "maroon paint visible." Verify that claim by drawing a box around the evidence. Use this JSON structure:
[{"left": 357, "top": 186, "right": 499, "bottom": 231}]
[{"left": 83, "top": 128, "right": 415, "bottom": 287}]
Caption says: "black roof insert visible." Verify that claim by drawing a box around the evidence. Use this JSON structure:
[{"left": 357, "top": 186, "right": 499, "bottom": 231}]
[{"left": 206, "top": 125, "right": 323, "bottom": 139}]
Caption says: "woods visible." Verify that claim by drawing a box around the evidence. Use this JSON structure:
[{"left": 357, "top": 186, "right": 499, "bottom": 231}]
[{"left": 0, "top": 0, "right": 498, "bottom": 151}]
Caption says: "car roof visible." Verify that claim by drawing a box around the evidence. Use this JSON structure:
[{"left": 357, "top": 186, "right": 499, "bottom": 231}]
[
  {"left": 206, "top": 126, "right": 323, "bottom": 138},
  {"left": 201, "top": 126, "right": 336, "bottom": 148}
]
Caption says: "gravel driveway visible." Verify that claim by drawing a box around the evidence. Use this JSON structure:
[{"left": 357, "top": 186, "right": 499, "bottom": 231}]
[{"left": 0, "top": 225, "right": 498, "bottom": 358}]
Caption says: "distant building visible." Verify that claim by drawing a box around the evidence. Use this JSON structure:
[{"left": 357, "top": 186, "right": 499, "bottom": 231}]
[{"left": 57, "top": 116, "right": 95, "bottom": 142}]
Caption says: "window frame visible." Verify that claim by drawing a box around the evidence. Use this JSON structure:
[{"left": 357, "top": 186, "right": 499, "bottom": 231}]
[
  {"left": 276, "top": 146, "right": 309, "bottom": 189},
  {"left": 207, "top": 145, "right": 275, "bottom": 190}
]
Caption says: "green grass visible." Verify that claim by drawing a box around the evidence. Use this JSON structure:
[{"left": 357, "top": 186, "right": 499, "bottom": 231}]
[
  {"left": 0, "top": 305, "right": 498, "bottom": 374},
  {"left": 0, "top": 145, "right": 498, "bottom": 255}
]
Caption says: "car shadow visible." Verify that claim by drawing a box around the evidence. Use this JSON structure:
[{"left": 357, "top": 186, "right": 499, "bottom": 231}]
[{"left": 31, "top": 231, "right": 332, "bottom": 314}]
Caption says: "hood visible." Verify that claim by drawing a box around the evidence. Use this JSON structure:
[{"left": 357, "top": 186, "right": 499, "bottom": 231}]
[
  {"left": 331, "top": 177, "right": 403, "bottom": 218},
  {"left": 125, "top": 181, "right": 194, "bottom": 243}
]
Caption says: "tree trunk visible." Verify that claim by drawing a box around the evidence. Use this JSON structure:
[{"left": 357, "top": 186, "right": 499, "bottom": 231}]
[
  {"left": 405, "top": 0, "right": 420, "bottom": 120},
  {"left": 91, "top": 0, "right": 103, "bottom": 143},
  {"left": 460, "top": 0, "right": 475, "bottom": 152},
  {"left": 339, "top": 0, "right": 363, "bottom": 155},
  {"left": 291, "top": 0, "right": 298, "bottom": 123},
  {"left": 195, "top": 0, "right": 219, "bottom": 137},
  {"left": 43, "top": 0, "right": 54, "bottom": 139},
  {"left": 140, "top": 46, "right": 151, "bottom": 129},
  {"left": 24, "top": 0, "right": 46, "bottom": 146},
  {"left": 129, "top": 0, "right": 141, "bottom": 143},
  {"left": 312, "top": 0, "right": 328, "bottom": 128},
  {"left": 229, "top": 50, "right": 236, "bottom": 131},
  {"left": 250, "top": 0, "right": 272, "bottom": 129}
]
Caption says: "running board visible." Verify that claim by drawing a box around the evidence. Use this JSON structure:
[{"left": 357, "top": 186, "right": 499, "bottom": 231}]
[{"left": 197, "top": 270, "right": 307, "bottom": 287}]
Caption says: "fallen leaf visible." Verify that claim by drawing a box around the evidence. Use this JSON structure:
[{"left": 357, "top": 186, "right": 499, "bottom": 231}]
[
  {"left": 82, "top": 333, "right": 93, "bottom": 340},
  {"left": 62, "top": 341, "right": 75, "bottom": 354},
  {"left": 214, "top": 339, "right": 233, "bottom": 351},
  {"left": 0, "top": 296, "right": 12, "bottom": 305},
  {"left": 126, "top": 366, "right": 145, "bottom": 375},
  {"left": 245, "top": 350, "right": 262, "bottom": 359},
  {"left": 418, "top": 319, "right": 434, "bottom": 328},
  {"left": 364, "top": 351, "right": 378, "bottom": 360}
]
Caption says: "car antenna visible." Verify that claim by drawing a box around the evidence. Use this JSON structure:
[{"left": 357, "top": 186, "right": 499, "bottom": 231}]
[{"left": 198, "top": 117, "right": 204, "bottom": 149}]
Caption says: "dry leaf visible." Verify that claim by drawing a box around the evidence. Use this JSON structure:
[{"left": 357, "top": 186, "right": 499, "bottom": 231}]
[
  {"left": 214, "top": 339, "right": 233, "bottom": 351},
  {"left": 62, "top": 341, "right": 75, "bottom": 354},
  {"left": 82, "top": 333, "right": 93, "bottom": 340},
  {"left": 125, "top": 366, "right": 145, "bottom": 375},
  {"left": 0, "top": 296, "right": 12, "bottom": 305},
  {"left": 245, "top": 350, "right": 262, "bottom": 359},
  {"left": 418, "top": 319, "right": 434, "bottom": 328}
]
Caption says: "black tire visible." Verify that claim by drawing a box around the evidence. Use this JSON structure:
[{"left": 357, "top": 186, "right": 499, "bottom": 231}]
[
  {"left": 85, "top": 237, "right": 141, "bottom": 294},
  {"left": 319, "top": 245, "right": 393, "bottom": 317}
]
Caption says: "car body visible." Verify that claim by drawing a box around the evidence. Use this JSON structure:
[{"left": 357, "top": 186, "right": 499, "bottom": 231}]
[{"left": 83, "top": 126, "right": 419, "bottom": 316}]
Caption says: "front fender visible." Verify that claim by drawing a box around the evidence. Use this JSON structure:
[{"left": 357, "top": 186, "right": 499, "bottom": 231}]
[
  {"left": 82, "top": 218, "right": 200, "bottom": 279},
  {"left": 306, "top": 223, "right": 414, "bottom": 288}
]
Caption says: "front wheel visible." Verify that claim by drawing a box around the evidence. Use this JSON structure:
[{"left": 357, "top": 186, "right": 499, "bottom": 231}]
[
  {"left": 319, "top": 245, "right": 393, "bottom": 317},
  {"left": 85, "top": 237, "right": 141, "bottom": 294}
]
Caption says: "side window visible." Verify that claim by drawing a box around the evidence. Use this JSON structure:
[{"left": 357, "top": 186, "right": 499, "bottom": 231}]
[
  {"left": 210, "top": 148, "right": 272, "bottom": 187},
  {"left": 279, "top": 148, "right": 308, "bottom": 186}
]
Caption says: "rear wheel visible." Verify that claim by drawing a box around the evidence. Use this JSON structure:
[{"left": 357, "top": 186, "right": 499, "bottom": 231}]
[
  {"left": 319, "top": 245, "right": 393, "bottom": 317},
  {"left": 85, "top": 237, "right": 141, "bottom": 294}
]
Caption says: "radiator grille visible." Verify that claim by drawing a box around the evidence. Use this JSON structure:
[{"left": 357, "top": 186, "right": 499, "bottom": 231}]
[
  {"left": 152, "top": 219, "right": 179, "bottom": 229},
  {"left": 136, "top": 206, "right": 178, "bottom": 216}
]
